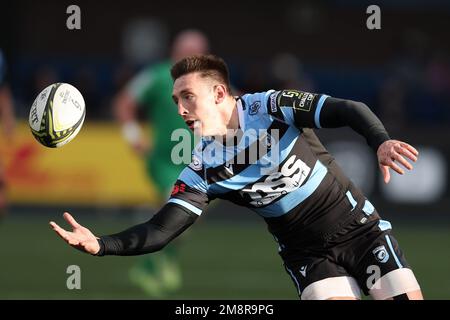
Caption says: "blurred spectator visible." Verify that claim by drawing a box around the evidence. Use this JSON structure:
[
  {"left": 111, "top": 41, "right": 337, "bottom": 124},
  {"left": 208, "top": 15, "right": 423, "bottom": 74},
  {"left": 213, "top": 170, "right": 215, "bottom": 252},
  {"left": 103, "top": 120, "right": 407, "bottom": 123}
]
[
  {"left": 424, "top": 51, "right": 450, "bottom": 121},
  {"left": 72, "top": 66, "right": 103, "bottom": 119},
  {"left": 0, "top": 49, "right": 16, "bottom": 220},
  {"left": 112, "top": 63, "right": 136, "bottom": 93},
  {"left": 26, "top": 66, "right": 58, "bottom": 105},
  {"left": 241, "top": 60, "right": 270, "bottom": 93},
  {"left": 269, "top": 52, "right": 315, "bottom": 91},
  {"left": 379, "top": 29, "right": 449, "bottom": 127}
]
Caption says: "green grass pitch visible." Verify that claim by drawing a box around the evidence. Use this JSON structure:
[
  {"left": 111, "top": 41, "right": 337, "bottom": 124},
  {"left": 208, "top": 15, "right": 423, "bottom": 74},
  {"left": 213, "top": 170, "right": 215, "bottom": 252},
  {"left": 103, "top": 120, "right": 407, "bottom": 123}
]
[{"left": 0, "top": 214, "right": 449, "bottom": 299}]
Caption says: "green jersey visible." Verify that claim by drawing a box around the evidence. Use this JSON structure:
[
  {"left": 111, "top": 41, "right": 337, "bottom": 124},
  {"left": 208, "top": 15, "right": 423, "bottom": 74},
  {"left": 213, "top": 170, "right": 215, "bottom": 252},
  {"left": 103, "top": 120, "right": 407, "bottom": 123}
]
[{"left": 127, "top": 61, "right": 192, "bottom": 196}]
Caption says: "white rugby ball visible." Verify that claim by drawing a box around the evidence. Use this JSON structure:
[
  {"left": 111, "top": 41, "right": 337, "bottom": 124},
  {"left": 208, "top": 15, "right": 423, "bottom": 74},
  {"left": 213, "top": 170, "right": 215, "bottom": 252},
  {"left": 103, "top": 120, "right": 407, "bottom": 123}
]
[{"left": 29, "top": 83, "right": 86, "bottom": 148}]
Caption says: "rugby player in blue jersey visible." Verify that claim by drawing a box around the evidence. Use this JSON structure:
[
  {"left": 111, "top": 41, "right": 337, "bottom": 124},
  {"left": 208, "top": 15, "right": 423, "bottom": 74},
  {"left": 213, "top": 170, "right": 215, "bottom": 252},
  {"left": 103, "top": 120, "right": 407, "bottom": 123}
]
[{"left": 50, "top": 55, "right": 422, "bottom": 300}]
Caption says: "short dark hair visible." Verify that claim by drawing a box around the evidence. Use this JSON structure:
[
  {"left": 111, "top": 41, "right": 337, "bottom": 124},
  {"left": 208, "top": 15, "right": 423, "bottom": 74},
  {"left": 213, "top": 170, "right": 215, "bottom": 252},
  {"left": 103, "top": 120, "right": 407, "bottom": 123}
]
[{"left": 170, "top": 54, "right": 231, "bottom": 94}]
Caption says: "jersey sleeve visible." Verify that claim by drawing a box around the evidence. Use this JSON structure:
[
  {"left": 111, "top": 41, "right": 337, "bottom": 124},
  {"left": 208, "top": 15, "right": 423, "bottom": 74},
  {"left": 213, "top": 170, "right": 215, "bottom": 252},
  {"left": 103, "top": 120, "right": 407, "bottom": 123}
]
[
  {"left": 167, "top": 166, "right": 210, "bottom": 216},
  {"left": 126, "top": 67, "right": 155, "bottom": 105},
  {"left": 267, "top": 89, "right": 329, "bottom": 129}
]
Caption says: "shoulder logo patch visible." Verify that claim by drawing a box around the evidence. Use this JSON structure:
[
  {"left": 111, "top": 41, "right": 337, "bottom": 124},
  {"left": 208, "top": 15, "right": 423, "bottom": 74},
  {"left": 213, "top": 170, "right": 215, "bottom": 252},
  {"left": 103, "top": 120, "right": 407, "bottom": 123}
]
[
  {"left": 249, "top": 101, "right": 261, "bottom": 115},
  {"left": 279, "top": 90, "right": 315, "bottom": 112}
]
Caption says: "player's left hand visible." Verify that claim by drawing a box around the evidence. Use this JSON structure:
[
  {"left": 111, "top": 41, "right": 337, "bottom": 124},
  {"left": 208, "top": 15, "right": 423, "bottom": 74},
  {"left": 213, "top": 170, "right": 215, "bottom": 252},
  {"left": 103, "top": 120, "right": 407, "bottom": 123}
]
[{"left": 377, "top": 140, "right": 419, "bottom": 184}]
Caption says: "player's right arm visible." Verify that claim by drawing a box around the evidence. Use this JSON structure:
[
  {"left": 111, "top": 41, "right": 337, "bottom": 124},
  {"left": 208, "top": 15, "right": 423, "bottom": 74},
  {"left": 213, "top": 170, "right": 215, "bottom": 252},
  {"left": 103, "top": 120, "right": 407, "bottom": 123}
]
[
  {"left": 50, "top": 204, "right": 198, "bottom": 256},
  {"left": 50, "top": 167, "right": 210, "bottom": 256},
  {"left": 113, "top": 68, "right": 154, "bottom": 155}
]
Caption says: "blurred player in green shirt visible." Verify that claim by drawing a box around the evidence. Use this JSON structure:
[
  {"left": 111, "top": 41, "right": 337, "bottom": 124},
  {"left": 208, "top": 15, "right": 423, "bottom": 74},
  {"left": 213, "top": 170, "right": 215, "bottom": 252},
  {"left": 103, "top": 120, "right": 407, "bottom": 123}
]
[{"left": 113, "top": 30, "right": 209, "bottom": 297}]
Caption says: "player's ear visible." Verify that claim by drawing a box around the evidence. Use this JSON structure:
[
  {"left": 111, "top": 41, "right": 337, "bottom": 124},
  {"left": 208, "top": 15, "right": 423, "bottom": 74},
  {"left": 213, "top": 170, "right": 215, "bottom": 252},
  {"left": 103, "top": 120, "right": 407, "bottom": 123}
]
[{"left": 214, "top": 84, "right": 227, "bottom": 104}]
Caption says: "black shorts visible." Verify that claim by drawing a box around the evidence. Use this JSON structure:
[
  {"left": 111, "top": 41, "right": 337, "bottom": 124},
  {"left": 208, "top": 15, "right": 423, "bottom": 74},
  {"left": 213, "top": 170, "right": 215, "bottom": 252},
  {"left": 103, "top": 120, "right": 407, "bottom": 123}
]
[{"left": 280, "top": 205, "right": 410, "bottom": 297}]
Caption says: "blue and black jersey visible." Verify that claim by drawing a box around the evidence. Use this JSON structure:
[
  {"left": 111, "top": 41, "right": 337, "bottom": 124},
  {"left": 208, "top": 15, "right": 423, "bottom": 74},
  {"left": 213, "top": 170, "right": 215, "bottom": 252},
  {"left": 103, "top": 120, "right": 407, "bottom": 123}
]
[
  {"left": 98, "top": 88, "right": 390, "bottom": 256},
  {"left": 168, "top": 89, "right": 382, "bottom": 245}
]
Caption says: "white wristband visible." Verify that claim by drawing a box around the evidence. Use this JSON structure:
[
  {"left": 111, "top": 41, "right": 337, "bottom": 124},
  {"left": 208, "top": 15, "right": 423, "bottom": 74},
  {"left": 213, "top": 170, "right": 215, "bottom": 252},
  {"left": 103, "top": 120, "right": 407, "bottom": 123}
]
[{"left": 122, "top": 121, "right": 142, "bottom": 144}]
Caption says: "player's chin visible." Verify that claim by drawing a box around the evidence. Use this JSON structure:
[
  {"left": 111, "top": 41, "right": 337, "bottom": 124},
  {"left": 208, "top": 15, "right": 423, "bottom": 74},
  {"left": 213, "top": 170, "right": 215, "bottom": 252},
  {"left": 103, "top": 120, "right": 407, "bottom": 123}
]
[
  {"left": 193, "top": 124, "right": 210, "bottom": 136},
  {"left": 198, "top": 128, "right": 220, "bottom": 137}
]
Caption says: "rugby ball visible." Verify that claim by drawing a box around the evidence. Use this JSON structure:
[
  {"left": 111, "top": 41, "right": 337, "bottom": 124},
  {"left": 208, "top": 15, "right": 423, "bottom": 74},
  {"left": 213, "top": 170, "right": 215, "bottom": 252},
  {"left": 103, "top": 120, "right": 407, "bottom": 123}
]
[{"left": 29, "top": 83, "right": 86, "bottom": 148}]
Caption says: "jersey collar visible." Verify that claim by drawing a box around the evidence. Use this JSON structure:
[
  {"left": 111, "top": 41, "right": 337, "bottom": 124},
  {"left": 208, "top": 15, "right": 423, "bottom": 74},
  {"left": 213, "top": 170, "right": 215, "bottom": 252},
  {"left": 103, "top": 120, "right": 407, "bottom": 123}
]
[{"left": 236, "top": 97, "right": 246, "bottom": 132}]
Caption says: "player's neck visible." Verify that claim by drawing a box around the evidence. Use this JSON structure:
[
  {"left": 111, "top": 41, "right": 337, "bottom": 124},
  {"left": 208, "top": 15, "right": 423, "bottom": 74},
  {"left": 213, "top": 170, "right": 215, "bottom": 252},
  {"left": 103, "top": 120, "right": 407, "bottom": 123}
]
[
  {"left": 224, "top": 96, "right": 239, "bottom": 131},
  {"left": 217, "top": 96, "right": 239, "bottom": 144}
]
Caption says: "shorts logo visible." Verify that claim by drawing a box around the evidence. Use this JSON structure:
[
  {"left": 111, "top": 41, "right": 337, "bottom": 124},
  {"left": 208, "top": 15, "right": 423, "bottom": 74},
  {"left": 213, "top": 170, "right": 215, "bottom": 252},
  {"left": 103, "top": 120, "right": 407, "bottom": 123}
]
[
  {"left": 299, "top": 265, "right": 307, "bottom": 277},
  {"left": 189, "top": 155, "right": 203, "bottom": 171},
  {"left": 249, "top": 101, "right": 261, "bottom": 115},
  {"left": 373, "top": 245, "right": 389, "bottom": 263}
]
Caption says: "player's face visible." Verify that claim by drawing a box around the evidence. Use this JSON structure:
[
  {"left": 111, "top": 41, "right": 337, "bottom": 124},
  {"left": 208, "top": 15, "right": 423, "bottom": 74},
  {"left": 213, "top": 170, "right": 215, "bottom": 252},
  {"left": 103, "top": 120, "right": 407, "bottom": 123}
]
[{"left": 172, "top": 72, "right": 224, "bottom": 136}]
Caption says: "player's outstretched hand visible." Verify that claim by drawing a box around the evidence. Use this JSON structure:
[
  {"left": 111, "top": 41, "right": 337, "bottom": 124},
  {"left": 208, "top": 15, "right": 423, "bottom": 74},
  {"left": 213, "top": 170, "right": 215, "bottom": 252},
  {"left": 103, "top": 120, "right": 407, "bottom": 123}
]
[
  {"left": 49, "top": 212, "right": 100, "bottom": 255},
  {"left": 377, "top": 140, "right": 419, "bottom": 184}
]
